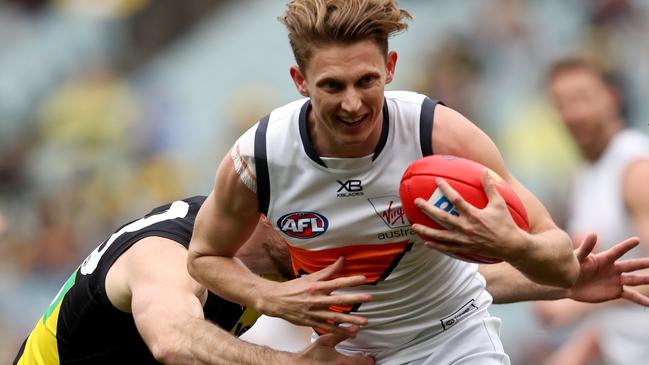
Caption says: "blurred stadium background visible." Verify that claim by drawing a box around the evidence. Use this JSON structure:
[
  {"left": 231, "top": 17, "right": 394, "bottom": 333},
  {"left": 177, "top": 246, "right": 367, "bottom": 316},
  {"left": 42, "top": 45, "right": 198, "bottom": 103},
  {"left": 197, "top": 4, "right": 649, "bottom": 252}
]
[{"left": 1, "top": 0, "right": 648, "bottom": 363}]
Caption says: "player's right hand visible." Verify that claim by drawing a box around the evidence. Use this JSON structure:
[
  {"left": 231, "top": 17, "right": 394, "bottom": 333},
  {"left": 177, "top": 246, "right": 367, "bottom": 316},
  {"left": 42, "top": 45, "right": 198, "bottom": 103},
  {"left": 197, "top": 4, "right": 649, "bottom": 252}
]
[
  {"left": 258, "top": 257, "right": 372, "bottom": 335},
  {"left": 296, "top": 325, "right": 375, "bottom": 365}
]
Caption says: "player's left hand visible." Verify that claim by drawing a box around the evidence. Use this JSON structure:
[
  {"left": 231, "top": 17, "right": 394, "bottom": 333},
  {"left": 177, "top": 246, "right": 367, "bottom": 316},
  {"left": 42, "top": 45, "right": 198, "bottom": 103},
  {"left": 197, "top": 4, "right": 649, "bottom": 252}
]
[
  {"left": 411, "top": 173, "right": 525, "bottom": 261},
  {"left": 296, "top": 325, "right": 375, "bottom": 365},
  {"left": 567, "top": 234, "right": 649, "bottom": 305}
]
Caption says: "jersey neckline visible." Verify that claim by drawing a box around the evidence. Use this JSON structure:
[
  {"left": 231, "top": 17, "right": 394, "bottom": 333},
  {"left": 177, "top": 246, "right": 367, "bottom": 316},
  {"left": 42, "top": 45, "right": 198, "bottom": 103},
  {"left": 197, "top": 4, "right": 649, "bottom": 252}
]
[{"left": 298, "top": 99, "right": 390, "bottom": 168}]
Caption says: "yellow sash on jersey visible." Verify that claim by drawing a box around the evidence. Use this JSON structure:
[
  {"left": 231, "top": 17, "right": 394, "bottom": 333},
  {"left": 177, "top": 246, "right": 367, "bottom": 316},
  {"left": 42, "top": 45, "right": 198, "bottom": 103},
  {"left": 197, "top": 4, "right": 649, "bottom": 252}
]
[{"left": 17, "top": 270, "right": 77, "bottom": 365}]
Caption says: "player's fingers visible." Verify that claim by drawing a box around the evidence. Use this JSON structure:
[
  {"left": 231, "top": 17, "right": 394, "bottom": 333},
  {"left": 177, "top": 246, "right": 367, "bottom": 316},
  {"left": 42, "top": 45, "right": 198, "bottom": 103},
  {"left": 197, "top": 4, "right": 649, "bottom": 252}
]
[
  {"left": 617, "top": 257, "right": 649, "bottom": 273},
  {"left": 574, "top": 233, "right": 598, "bottom": 262},
  {"left": 601, "top": 237, "right": 640, "bottom": 262},
  {"left": 308, "top": 292, "right": 373, "bottom": 310},
  {"left": 621, "top": 288, "right": 649, "bottom": 307},
  {"left": 312, "top": 275, "right": 369, "bottom": 293},
  {"left": 482, "top": 171, "right": 505, "bottom": 206},
  {"left": 433, "top": 177, "right": 475, "bottom": 214},
  {"left": 411, "top": 223, "right": 454, "bottom": 241},
  {"left": 311, "top": 321, "right": 359, "bottom": 335},
  {"left": 309, "top": 256, "right": 345, "bottom": 281},
  {"left": 621, "top": 273, "right": 649, "bottom": 286},
  {"left": 313, "top": 325, "right": 359, "bottom": 347},
  {"left": 414, "top": 199, "right": 455, "bottom": 229},
  {"left": 424, "top": 240, "right": 465, "bottom": 254},
  {"left": 309, "top": 310, "right": 369, "bottom": 326}
]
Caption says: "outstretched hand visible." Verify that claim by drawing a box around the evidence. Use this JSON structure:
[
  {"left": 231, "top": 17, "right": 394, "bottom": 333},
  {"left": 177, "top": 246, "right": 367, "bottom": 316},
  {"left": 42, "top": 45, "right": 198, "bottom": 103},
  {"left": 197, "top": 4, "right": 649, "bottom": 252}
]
[
  {"left": 260, "top": 257, "right": 372, "bottom": 335},
  {"left": 296, "top": 325, "right": 374, "bottom": 365},
  {"left": 568, "top": 233, "right": 649, "bottom": 305}
]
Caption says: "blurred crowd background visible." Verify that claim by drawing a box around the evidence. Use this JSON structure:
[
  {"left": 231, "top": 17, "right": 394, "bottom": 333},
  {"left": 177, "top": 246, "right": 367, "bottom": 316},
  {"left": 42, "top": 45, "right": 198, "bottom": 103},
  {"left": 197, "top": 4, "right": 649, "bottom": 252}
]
[{"left": 1, "top": 0, "right": 648, "bottom": 363}]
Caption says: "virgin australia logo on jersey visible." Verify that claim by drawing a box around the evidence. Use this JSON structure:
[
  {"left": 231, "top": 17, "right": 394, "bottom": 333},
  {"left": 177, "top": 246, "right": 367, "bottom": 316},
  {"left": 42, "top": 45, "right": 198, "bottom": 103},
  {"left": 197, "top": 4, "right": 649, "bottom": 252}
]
[
  {"left": 368, "top": 196, "right": 410, "bottom": 228},
  {"left": 277, "top": 212, "right": 329, "bottom": 239},
  {"left": 369, "top": 196, "right": 415, "bottom": 240}
]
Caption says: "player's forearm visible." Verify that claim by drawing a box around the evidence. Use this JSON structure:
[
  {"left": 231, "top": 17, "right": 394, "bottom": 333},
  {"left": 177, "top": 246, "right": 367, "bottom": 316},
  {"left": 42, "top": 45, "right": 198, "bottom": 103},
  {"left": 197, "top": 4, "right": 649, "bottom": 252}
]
[
  {"left": 480, "top": 262, "right": 568, "bottom": 303},
  {"left": 187, "top": 252, "right": 276, "bottom": 312},
  {"left": 154, "top": 316, "right": 295, "bottom": 365},
  {"left": 508, "top": 228, "right": 579, "bottom": 288}
]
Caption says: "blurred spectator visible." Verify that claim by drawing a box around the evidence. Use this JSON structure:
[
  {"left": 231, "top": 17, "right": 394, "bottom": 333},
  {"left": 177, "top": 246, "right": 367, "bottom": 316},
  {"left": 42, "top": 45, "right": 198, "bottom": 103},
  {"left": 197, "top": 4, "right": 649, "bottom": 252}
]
[
  {"left": 534, "top": 57, "right": 649, "bottom": 365},
  {"left": 0, "top": 210, "right": 6, "bottom": 239},
  {"left": 497, "top": 98, "right": 580, "bottom": 226},
  {"left": 415, "top": 35, "right": 483, "bottom": 123}
]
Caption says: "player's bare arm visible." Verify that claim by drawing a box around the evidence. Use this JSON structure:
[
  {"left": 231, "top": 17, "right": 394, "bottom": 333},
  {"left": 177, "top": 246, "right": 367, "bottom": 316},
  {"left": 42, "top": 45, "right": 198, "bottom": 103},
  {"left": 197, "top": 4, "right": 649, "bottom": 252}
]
[
  {"left": 187, "top": 154, "right": 372, "bottom": 334},
  {"left": 413, "top": 105, "right": 579, "bottom": 287},
  {"left": 110, "top": 236, "right": 292, "bottom": 365},
  {"left": 624, "top": 159, "right": 649, "bottom": 268},
  {"left": 113, "top": 236, "right": 374, "bottom": 365},
  {"left": 481, "top": 233, "right": 649, "bottom": 305}
]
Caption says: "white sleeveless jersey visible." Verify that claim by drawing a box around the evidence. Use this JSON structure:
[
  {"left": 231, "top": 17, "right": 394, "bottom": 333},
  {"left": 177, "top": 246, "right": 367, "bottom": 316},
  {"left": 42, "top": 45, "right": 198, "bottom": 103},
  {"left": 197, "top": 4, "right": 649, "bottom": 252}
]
[
  {"left": 232, "top": 91, "right": 489, "bottom": 362},
  {"left": 567, "top": 129, "right": 649, "bottom": 255}
]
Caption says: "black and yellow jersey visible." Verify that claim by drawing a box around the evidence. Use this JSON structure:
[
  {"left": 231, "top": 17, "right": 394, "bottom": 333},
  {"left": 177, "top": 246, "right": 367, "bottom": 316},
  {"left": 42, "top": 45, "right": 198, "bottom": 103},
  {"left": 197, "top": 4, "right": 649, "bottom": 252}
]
[{"left": 13, "top": 196, "right": 264, "bottom": 364}]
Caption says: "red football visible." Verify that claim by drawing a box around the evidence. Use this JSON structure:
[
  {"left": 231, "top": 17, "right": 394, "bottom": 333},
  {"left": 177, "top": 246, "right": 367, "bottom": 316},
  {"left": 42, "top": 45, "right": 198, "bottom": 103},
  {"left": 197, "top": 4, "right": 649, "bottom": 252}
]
[{"left": 399, "top": 155, "right": 529, "bottom": 264}]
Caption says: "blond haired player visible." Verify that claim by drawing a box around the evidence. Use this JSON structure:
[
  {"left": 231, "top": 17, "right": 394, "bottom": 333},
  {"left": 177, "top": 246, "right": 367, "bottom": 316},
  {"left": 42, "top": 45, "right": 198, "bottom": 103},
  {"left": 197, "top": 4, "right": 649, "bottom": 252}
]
[{"left": 187, "top": 1, "right": 641, "bottom": 364}]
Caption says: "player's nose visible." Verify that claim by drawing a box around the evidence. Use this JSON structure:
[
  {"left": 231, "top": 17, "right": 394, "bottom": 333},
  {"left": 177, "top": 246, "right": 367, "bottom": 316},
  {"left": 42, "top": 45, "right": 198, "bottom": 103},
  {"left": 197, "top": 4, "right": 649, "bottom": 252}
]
[{"left": 341, "top": 89, "right": 362, "bottom": 113}]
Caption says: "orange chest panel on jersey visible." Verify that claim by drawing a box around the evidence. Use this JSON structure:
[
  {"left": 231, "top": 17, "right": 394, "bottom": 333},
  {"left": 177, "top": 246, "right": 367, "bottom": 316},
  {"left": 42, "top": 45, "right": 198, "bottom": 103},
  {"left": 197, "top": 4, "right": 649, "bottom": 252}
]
[{"left": 287, "top": 240, "right": 413, "bottom": 283}]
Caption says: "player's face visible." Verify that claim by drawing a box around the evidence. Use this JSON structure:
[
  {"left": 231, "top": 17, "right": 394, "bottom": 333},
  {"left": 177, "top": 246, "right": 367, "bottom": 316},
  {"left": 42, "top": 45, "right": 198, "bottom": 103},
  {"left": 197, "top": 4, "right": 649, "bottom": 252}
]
[
  {"left": 290, "top": 40, "right": 397, "bottom": 157},
  {"left": 549, "top": 68, "right": 619, "bottom": 157}
]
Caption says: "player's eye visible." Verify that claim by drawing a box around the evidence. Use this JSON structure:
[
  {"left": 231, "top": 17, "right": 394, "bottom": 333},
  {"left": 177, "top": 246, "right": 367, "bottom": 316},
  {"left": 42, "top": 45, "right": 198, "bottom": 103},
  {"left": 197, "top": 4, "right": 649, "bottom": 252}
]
[
  {"left": 322, "top": 81, "right": 343, "bottom": 92},
  {"left": 358, "top": 75, "right": 376, "bottom": 87}
]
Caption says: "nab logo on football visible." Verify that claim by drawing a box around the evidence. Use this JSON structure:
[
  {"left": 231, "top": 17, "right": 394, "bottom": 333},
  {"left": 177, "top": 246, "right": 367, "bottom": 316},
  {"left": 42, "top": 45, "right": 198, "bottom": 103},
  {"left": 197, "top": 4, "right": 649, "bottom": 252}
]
[
  {"left": 428, "top": 188, "right": 460, "bottom": 217},
  {"left": 277, "top": 212, "right": 329, "bottom": 239}
]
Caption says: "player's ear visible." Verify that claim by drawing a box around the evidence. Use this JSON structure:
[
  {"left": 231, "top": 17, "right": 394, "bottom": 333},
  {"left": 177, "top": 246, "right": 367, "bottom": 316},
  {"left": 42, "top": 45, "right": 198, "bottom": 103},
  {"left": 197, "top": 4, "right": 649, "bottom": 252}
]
[
  {"left": 385, "top": 51, "right": 398, "bottom": 84},
  {"left": 290, "top": 65, "right": 309, "bottom": 97}
]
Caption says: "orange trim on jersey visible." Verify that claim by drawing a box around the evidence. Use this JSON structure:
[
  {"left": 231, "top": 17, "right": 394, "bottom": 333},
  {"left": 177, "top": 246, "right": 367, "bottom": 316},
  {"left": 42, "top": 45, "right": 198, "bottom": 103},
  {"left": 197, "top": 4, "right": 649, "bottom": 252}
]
[
  {"left": 288, "top": 241, "right": 413, "bottom": 335},
  {"left": 288, "top": 240, "right": 412, "bottom": 283},
  {"left": 235, "top": 144, "right": 257, "bottom": 181}
]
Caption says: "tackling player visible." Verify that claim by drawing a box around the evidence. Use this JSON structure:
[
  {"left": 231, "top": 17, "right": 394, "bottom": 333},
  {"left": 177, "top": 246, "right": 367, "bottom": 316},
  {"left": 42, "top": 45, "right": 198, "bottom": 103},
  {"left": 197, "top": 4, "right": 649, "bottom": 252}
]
[{"left": 13, "top": 196, "right": 374, "bottom": 365}]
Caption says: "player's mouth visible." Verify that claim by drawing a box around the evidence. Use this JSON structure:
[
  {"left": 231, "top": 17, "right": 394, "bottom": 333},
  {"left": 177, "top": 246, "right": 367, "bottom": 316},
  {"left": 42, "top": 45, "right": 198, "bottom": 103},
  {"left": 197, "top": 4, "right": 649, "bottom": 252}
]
[{"left": 336, "top": 114, "right": 368, "bottom": 128}]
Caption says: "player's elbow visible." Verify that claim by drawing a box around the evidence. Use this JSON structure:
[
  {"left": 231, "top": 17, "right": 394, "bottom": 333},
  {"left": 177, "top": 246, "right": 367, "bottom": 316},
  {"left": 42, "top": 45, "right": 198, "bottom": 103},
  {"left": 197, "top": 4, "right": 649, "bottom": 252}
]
[
  {"left": 186, "top": 249, "right": 204, "bottom": 283},
  {"left": 149, "top": 338, "right": 187, "bottom": 364}
]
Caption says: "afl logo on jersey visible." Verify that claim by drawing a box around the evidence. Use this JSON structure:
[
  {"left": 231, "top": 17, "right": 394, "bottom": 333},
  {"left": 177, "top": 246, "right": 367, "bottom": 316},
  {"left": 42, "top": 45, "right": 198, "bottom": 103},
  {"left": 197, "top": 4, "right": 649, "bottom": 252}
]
[{"left": 277, "top": 212, "right": 329, "bottom": 239}]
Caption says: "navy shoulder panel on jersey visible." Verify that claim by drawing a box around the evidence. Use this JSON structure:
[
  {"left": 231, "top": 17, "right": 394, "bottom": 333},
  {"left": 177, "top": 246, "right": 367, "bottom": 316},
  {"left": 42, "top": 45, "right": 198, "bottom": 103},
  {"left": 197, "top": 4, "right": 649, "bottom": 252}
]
[
  {"left": 255, "top": 115, "right": 271, "bottom": 215},
  {"left": 420, "top": 97, "right": 439, "bottom": 157}
]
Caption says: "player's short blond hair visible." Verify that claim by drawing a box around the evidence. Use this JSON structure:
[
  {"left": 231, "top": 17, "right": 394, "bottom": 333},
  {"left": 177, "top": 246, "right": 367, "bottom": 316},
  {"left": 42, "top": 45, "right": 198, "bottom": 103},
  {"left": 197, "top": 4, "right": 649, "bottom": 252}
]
[{"left": 279, "top": 0, "right": 412, "bottom": 72}]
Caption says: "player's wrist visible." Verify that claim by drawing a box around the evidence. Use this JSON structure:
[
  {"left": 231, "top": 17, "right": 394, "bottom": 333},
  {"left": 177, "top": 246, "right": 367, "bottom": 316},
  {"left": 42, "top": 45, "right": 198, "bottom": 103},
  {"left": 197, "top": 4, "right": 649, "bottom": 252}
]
[
  {"left": 255, "top": 280, "right": 282, "bottom": 316},
  {"left": 510, "top": 230, "right": 579, "bottom": 287},
  {"left": 499, "top": 228, "right": 533, "bottom": 265}
]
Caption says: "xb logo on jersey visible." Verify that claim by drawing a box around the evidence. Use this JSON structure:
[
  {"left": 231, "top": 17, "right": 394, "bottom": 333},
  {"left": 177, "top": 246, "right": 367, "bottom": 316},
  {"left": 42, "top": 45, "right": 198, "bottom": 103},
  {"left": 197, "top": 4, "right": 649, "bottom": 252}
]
[
  {"left": 277, "top": 212, "right": 329, "bottom": 239},
  {"left": 337, "top": 179, "right": 364, "bottom": 198}
]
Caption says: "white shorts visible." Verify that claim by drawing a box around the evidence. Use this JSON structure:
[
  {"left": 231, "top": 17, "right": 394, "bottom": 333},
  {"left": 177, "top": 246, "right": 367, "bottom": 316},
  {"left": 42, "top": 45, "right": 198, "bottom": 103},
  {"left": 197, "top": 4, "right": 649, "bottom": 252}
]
[
  {"left": 405, "top": 314, "right": 509, "bottom": 365},
  {"left": 334, "top": 293, "right": 509, "bottom": 365},
  {"left": 244, "top": 294, "right": 509, "bottom": 365}
]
